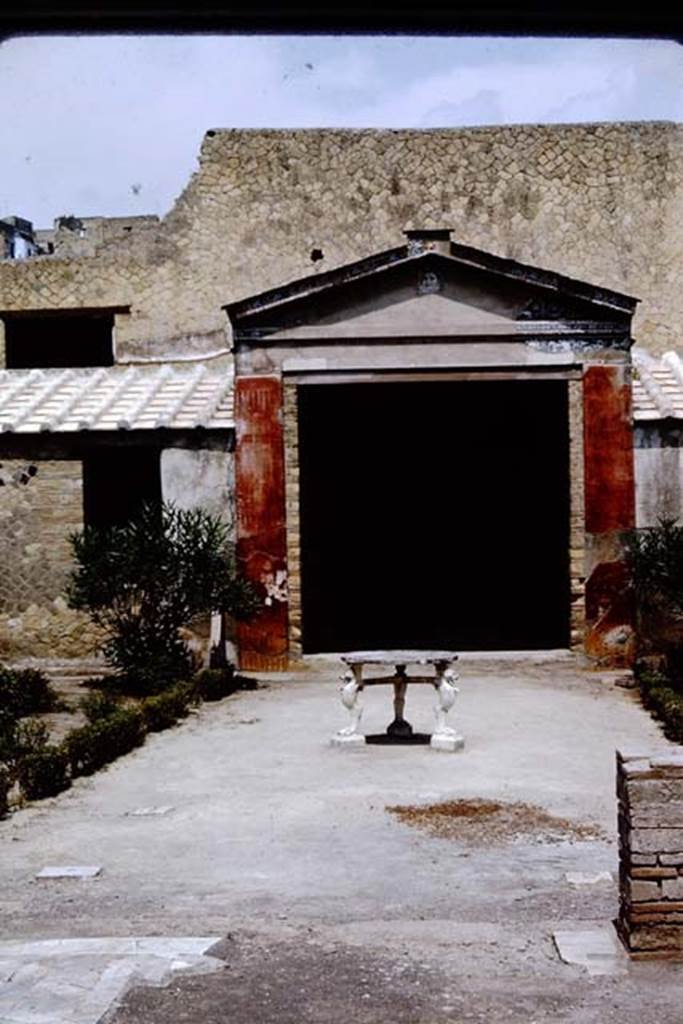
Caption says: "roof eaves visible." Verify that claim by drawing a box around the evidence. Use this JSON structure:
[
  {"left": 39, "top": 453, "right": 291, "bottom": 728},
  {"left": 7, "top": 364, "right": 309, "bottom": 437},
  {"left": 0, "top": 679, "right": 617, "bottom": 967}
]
[
  {"left": 447, "top": 241, "right": 639, "bottom": 315},
  {"left": 224, "top": 244, "right": 412, "bottom": 322}
]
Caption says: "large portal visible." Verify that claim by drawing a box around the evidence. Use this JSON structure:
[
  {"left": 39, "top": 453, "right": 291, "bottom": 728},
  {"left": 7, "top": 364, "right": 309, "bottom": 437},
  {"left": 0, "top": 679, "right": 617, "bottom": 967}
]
[{"left": 297, "top": 379, "right": 570, "bottom": 653}]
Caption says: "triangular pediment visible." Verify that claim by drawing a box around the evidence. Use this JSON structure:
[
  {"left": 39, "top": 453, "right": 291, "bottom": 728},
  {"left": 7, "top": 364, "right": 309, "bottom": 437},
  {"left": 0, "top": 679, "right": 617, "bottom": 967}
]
[{"left": 226, "top": 237, "right": 637, "bottom": 344}]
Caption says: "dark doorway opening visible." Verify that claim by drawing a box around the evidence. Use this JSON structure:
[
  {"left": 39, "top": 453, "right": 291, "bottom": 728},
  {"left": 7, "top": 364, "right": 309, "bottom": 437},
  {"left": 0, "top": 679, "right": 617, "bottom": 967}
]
[
  {"left": 3, "top": 310, "right": 115, "bottom": 368},
  {"left": 83, "top": 447, "right": 161, "bottom": 528},
  {"left": 298, "top": 379, "right": 570, "bottom": 653}
]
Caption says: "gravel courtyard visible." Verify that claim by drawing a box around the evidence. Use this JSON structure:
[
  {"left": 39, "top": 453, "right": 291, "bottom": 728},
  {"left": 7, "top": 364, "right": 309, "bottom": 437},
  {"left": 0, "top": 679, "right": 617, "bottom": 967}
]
[{"left": 1, "top": 655, "right": 681, "bottom": 1023}]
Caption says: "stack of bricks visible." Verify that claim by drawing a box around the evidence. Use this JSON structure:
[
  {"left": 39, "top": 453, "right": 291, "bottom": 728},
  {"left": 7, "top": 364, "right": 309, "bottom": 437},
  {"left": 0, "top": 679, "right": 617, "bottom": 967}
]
[{"left": 617, "top": 749, "right": 683, "bottom": 958}]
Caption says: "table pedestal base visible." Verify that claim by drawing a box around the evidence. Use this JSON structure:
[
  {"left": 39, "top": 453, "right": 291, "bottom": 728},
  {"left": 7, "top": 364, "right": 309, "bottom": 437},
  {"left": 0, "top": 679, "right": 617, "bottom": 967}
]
[
  {"left": 330, "top": 732, "right": 366, "bottom": 748},
  {"left": 430, "top": 733, "right": 465, "bottom": 753}
]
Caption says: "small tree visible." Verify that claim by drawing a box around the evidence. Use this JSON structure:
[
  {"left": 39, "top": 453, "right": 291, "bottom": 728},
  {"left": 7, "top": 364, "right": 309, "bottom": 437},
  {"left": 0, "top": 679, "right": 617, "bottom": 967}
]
[{"left": 67, "top": 502, "right": 259, "bottom": 691}]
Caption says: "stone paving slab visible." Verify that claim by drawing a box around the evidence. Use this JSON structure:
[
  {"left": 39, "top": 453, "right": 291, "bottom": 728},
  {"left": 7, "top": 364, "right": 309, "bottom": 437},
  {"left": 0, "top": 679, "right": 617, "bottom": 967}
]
[
  {"left": 0, "top": 938, "right": 223, "bottom": 1024},
  {"left": 553, "top": 926, "right": 629, "bottom": 976},
  {"left": 35, "top": 866, "right": 102, "bottom": 880}
]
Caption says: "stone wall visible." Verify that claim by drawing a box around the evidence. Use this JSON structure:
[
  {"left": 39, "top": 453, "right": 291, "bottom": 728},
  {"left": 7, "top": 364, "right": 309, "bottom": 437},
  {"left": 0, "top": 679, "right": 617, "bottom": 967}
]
[
  {"left": 0, "top": 123, "right": 680, "bottom": 360},
  {"left": 617, "top": 749, "right": 683, "bottom": 959},
  {"left": 0, "top": 457, "right": 103, "bottom": 658}
]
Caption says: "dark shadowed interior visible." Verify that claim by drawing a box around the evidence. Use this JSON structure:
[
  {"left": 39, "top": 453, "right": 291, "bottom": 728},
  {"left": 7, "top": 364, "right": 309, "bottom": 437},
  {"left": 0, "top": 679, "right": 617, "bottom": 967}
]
[
  {"left": 83, "top": 447, "right": 161, "bottom": 528},
  {"left": 298, "top": 379, "right": 570, "bottom": 653},
  {"left": 4, "top": 312, "right": 115, "bottom": 368}
]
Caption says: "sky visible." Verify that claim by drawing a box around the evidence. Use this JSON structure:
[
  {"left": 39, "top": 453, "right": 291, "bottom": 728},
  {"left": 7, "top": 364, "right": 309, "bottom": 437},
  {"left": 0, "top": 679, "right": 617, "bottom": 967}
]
[{"left": 0, "top": 34, "right": 681, "bottom": 228}]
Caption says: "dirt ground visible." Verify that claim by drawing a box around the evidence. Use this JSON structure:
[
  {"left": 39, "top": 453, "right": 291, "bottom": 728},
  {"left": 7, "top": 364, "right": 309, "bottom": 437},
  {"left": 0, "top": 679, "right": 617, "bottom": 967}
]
[{"left": 1, "top": 656, "right": 682, "bottom": 1022}]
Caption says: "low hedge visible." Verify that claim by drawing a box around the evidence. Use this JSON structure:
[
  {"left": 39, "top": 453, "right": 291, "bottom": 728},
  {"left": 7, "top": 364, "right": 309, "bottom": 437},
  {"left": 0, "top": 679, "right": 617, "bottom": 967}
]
[
  {"left": 639, "top": 670, "right": 683, "bottom": 743},
  {"left": 141, "top": 682, "right": 195, "bottom": 732},
  {"left": 17, "top": 746, "right": 70, "bottom": 801},
  {"left": 65, "top": 706, "right": 147, "bottom": 778},
  {"left": 80, "top": 690, "right": 123, "bottom": 723},
  {"left": 192, "top": 666, "right": 237, "bottom": 702},
  {"left": 1, "top": 662, "right": 256, "bottom": 813}
]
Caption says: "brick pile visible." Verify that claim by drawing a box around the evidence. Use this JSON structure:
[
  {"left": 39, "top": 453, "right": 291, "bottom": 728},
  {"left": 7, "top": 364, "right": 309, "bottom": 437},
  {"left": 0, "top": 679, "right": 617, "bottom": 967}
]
[{"left": 617, "top": 749, "right": 683, "bottom": 958}]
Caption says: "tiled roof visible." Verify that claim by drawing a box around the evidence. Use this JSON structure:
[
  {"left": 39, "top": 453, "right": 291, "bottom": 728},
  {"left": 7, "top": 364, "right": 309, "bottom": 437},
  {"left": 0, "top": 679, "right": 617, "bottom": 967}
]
[
  {"left": 633, "top": 350, "right": 683, "bottom": 422},
  {"left": 0, "top": 350, "right": 678, "bottom": 432},
  {"left": 0, "top": 363, "right": 234, "bottom": 433}
]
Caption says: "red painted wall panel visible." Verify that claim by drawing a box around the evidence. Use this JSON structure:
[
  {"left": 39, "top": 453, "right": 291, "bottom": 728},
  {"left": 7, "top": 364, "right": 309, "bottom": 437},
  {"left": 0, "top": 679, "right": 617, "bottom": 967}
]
[
  {"left": 583, "top": 363, "right": 636, "bottom": 665},
  {"left": 234, "top": 376, "right": 289, "bottom": 670},
  {"left": 583, "top": 364, "right": 635, "bottom": 535}
]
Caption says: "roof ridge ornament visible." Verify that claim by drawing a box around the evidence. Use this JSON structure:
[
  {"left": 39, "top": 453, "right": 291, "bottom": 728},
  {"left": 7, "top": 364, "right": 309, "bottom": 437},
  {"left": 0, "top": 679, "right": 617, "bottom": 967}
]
[{"left": 404, "top": 228, "right": 452, "bottom": 258}]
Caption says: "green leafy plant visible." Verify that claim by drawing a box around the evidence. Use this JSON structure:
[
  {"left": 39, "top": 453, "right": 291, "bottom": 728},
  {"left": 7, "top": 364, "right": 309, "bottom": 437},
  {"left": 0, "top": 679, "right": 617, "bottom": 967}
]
[
  {"left": 79, "top": 690, "right": 123, "bottom": 723},
  {"left": 17, "top": 746, "right": 70, "bottom": 801},
  {"left": 65, "top": 707, "right": 147, "bottom": 778},
  {"left": 0, "top": 666, "right": 59, "bottom": 719},
  {"left": 0, "top": 767, "right": 11, "bottom": 818},
  {"left": 624, "top": 518, "right": 683, "bottom": 618},
  {"left": 141, "top": 682, "right": 195, "bottom": 732},
  {"left": 637, "top": 668, "right": 683, "bottom": 743},
  {"left": 192, "top": 666, "right": 237, "bottom": 702},
  {"left": 1, "top": 718, "right": 50, "bottom": 775},
  {"left": 67, "top": 502, "right": 259, "bottom": 693}
]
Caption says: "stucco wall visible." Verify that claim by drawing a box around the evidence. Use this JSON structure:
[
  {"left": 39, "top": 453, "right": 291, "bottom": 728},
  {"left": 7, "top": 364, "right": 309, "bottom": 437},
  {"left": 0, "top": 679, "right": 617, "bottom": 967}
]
[
  {"left": 160, "top": 447, "right": 234, "bottom": 528},
  {"left": 0, "top": 123, "right": 680, "bottom": 359},
  {"left": 634, "top": 421, "right": 683, "bottom": 527}
]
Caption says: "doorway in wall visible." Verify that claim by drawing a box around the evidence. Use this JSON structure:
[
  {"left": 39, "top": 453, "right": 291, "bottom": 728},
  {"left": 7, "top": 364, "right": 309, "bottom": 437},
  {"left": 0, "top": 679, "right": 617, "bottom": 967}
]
[{"left": 297, "top": 378, "right": 570, "bottom": 653}]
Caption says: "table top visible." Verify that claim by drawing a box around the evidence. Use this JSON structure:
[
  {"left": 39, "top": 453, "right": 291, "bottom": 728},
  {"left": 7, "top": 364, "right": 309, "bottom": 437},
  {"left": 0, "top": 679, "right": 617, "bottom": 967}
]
[{"left": 341, "top": 650, "right": 459, "bottom": 666}]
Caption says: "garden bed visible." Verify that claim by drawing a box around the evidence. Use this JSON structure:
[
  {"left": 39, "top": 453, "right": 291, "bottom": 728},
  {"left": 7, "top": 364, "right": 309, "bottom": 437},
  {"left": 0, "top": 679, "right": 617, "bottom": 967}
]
[{"left": 0, "top": 663, "right": 258, "bottom": 816}]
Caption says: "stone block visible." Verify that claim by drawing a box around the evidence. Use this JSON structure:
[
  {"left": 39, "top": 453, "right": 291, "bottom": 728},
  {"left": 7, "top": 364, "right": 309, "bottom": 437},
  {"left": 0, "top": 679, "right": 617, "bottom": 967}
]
[
  {"left": 659, "top": 854, "right": 683, "bottom": 866},
  {"left": 630, "top": 829, "right": 683, "bottom": 853},
  {"left": 629, "top": 780, "right": 683, "bottom": 805},
  {"left": 628, "top": 879, "right": 662, "bottom": 902},
  {"left": 651, "top": 754, "right": 683, "bottom": 771},
  {"left": 630, "top": 804, "right": 683, "bottom": 828},
  {"left": 622, "top": 760, "right": 656, "bottom": 779},
  {"left": 630, "top": 853, "right": 658, "bottom": 866},
  {"left": 631, "top": 867, "right": 678, "bottom": 880},
  {"left": 628, "top": 901, "right": 683, "bottom": 914},
  {"left": 627, "top": 925, "right": 683, "bottom": 951},
  {"left": 630, "top": 911, "right": 683, "bottom": 925},
  {"left": 662, "top": 877, "right": 683, "bottom": 900}
]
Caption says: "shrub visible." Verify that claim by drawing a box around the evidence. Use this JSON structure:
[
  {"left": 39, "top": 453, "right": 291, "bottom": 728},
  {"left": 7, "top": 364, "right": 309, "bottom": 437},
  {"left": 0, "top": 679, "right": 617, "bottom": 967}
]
[
  {"left": 17, "top": 746, "right": 70, "bottom": 801},
  {"left": 0, "top": 767, "right": 11, "bottom": 818},
  {"left": 65, "top": 707, "right": 147, "bottom": 778},
  {"left": 79, "top": 690, "right": 123, "bottom": 723},
  {"left": 637, "top": 668, "right": 683, "bottom": 743},
  {"left": 3, "top": 718, "right": 50, "bottom": 774},
  {"left": 192, "top": 666, "right": 237, "bottom": 702},
  {"left": 0, "top": 666, "right": 58, "bottom": 719},
  {"left": 141, "top": 682, "right": 194, "bottom": 732},
  {"left": 67, "top": 502, "right": 259, "bottom": 693},
  {"left": 624, "top": 518, "right": 683, "bottom": 619}
]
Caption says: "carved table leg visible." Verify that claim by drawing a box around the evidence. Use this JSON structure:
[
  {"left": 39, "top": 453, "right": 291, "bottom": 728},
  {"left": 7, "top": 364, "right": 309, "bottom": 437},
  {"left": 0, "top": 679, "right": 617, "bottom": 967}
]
[
  {"left": 387, "top": 665, "right": 414, "bottom": 738},
  {"left": 331, "top": 664, "right": 366, "bottom": 746},
  {"left": 430, "top": 660, "right": 465, "bottom": 752}
]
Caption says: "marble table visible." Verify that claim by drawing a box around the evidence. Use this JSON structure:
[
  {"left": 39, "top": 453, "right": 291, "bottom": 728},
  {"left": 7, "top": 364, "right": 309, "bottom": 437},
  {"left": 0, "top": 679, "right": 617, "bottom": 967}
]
[{"left": 331, "top": 650, "right": 464, "bottom": 752}]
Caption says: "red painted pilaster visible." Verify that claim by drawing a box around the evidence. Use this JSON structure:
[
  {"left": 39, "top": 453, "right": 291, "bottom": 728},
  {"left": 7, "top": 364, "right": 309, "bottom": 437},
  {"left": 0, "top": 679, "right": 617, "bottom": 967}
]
[
  {"left": 234, "top": 375, "right": 289, "bottom": 671},
  {"left": 583, "top": 363, "right": 636, "bottom": 666}
]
